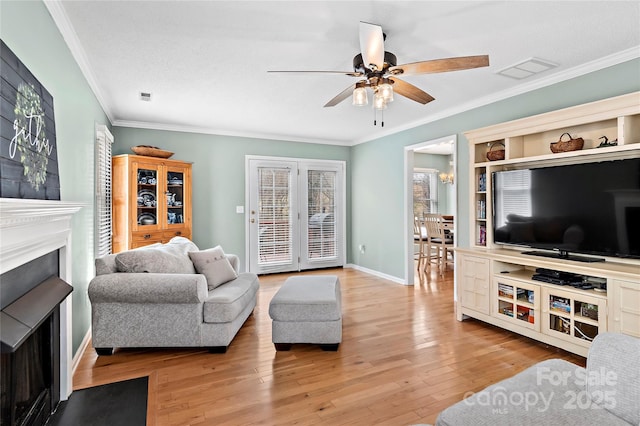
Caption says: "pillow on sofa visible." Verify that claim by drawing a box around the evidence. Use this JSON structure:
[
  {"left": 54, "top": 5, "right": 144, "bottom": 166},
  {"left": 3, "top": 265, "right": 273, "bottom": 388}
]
[
  {"left": 189, "top": 246, "right": 238, "bottom": 290},
  {"left": 115, "top": 246, "right": 196, "bottom": 274}
]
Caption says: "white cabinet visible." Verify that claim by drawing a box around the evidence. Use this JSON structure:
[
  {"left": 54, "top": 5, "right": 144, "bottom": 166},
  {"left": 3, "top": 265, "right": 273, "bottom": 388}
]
[
  {"left": 541, "top": 287, "right": 607, "bottom": 349},
  {"left": 465, "top": 92, "right": 640, "bottom": 250},
  {"left": 457, "top": 254, "right": 490, "bottom": 316},
  {"left": 609, "top": 279, "right": 640, "bottom": 337},
  {"left": 492, "top": 276, "right": 540, "bottom": 332},
  {"left": 456, "top": 91, "right": 640, "bottom": 357}
]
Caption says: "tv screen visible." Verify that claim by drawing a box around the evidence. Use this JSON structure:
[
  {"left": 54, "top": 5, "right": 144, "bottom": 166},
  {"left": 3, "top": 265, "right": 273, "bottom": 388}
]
[{"left": 492, "top": 157, "right": 640, "bottom": 260}]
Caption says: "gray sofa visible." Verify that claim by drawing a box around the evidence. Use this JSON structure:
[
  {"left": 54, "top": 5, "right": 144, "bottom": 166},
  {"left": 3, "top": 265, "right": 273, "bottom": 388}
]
[
  {"left": 88, "top": 237, "right": 259, "bottom": 354},
  {"left": 435, "top": 332, "right": 640, "bottom": 425}
]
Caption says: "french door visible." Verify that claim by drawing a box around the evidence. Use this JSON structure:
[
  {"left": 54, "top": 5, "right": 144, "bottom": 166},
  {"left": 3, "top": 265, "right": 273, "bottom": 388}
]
[{"left": 247, "top": 157, "right": 345, "bottom": 274}]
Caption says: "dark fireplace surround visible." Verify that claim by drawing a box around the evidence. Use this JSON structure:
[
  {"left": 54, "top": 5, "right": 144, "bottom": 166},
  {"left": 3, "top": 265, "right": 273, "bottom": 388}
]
[
  {"left": 1, "top": 251, "right": 72, "bottom": 426},
  {"left": 0, "top": 199, "right": 82, "bottom": 426}
]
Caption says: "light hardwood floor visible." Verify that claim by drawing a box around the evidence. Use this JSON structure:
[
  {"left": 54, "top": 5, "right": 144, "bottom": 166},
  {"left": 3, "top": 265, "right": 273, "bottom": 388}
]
[{"left": 73, "top": 266, "right": 585, "bottom": 425}]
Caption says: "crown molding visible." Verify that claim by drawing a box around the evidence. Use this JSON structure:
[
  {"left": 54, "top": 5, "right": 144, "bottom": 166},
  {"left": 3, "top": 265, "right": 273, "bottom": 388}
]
[
  {"left": 112, "top": 119, "right": 351, "bottom": 146},
  {"left": 44, "top": 0, "right": 114, "bottom": 124}
]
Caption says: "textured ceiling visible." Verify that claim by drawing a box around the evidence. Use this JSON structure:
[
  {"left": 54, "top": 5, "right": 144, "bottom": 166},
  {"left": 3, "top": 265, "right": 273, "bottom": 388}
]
[{"left": 52, "top": 1, "right": 640, "bottom": 145}]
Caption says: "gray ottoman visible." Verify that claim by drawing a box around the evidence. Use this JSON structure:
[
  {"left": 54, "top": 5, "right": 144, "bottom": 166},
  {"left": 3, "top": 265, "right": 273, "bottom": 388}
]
[{"left": 269, "top": 275, "right": 342, "bottom": 351}]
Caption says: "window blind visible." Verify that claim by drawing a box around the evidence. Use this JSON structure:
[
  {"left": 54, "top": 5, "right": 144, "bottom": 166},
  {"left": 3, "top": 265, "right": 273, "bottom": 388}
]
[
  {"left": 95, "top": 125, "right": 113, "bottom": 258},
  {"left": 307, "top": 170, "right": 337, "bottom": 261},
  {"left": 257, "top": 167, "right": 292, "bottom": 265}
]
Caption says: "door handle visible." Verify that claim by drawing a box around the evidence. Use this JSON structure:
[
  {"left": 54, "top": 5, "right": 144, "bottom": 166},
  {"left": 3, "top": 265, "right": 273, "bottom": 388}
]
[
  {"left": 250, "top": 218, "right": 255, "bottom": 223},
  {"left": 144, "top": 234, "right": 151, "bottom": 239}
]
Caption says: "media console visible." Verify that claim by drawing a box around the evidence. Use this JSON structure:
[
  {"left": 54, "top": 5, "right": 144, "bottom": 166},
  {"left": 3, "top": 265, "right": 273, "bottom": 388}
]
[{"left": 458, "top": 92, "right": 640, "bottom": 357}]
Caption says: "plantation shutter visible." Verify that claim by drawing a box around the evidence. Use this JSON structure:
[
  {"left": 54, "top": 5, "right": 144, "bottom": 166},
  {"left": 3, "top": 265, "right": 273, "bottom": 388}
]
[
  {"left": 306, "top": 169, "right": 337, "bottom": 261},
  {"left": 95, "top": 125, "right": 113, "bottom": 257},
  {"left": 257, "top": 166, "right": 293, "bottom": 266}
]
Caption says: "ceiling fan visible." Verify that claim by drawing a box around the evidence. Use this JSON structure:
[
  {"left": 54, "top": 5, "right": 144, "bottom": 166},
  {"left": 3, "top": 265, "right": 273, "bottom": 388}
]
[{"left": 269, "top": 22, "right": 489, "bottom": 118}]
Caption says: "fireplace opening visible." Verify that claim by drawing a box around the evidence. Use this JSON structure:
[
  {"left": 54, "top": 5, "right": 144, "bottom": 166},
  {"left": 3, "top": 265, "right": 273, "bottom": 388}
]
[
  {"left": 1, "top": 311, "right": 56, "bottom": 426},
  {"left": 0, "top": 251, "right": 70, "bottom": 426}
]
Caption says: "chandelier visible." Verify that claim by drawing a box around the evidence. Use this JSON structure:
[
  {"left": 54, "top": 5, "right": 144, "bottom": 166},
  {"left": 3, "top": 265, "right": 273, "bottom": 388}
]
[{"left": 439, "top": 171, "right": 454, "bottom": 185}]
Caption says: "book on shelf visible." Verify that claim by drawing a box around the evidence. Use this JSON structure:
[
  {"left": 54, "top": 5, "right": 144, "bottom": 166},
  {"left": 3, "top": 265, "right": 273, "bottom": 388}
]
[
  {"left": 476, "top": 200, "right": 486, "bottom": 219},
  {"left": 477, "top": 224, "right": 487, "bottom": 245},
  {"left": 478, "top": 172, "right": 486, "bottom": 192}
]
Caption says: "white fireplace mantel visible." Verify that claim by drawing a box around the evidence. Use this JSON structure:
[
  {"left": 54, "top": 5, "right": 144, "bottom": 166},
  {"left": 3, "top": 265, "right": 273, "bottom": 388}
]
[
  {"left": 0, "top": 198, "right": 85, "bottom": 275},
  {"left": 0, "top": 197, "right": 85, "bottom": 400}
]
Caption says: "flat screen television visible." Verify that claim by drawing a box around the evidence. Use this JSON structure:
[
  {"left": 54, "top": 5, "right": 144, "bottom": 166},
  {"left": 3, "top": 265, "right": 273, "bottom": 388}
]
[{"left": 492, "top": 157, "right": 640, "bottom": 262}]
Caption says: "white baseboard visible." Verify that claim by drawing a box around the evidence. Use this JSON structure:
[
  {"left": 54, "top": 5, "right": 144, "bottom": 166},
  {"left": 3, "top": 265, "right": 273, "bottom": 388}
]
[
  {"left": 72, "top": 327, "right": 91, "bottom": 376},
  {"left": 344, "top": 263, "right": 407, "bottom": 285}
]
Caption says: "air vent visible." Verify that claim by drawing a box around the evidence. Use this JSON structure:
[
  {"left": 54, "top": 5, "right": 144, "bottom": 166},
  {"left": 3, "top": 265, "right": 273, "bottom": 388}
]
[
  {"left": 497, "top": 58, "right": 558, "bottom": 80},
  {"left": 139, "top": 92, "right": 152, "bottom": 101}
]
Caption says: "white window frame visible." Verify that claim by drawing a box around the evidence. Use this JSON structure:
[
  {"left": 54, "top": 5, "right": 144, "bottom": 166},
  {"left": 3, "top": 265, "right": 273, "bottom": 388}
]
[{"left": 413, "top": 167, "right": 439, "bottom": 216}]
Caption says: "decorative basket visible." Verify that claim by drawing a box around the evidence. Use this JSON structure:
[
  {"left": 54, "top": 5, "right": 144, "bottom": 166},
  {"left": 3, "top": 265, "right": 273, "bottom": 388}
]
[
  {"left": 486, "top": 142, "right": 505, "bottom": 161},
  {"left": 550, "top": 133, "right": 584, "bottom": 153},
  {"left": 131, "top": 145, "right": 174, "bottom": 159}
]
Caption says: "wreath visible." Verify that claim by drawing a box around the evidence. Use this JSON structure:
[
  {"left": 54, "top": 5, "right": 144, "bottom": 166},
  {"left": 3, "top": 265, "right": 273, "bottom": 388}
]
[{"left": 13, "top": 82, "right": 49, "bottom": 191}]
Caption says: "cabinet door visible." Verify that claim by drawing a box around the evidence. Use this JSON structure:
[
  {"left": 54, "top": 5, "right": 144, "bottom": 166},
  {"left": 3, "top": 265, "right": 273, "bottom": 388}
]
[
  {"left": 459, "top": 255, "right": 490, "bottom": 315},
  {"left": 541, "top": 287, "right": 607, "bottom": 348},
  {"left": 609, "top": 279, "right": 640, "bottom": 337},
  {"left": 492, "top": 277, "right": 540, "bottom": 331},
  {"left": 165, "top": 164, "right": 191, "bottom": 231},
  {"left": 132, "top": 160, "right": 162, "bottom": 232}
]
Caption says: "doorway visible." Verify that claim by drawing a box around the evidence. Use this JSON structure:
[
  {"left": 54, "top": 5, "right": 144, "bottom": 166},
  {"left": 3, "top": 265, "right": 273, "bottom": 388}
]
[
  {"left": 246, "top": 156, "right": 346, "bottom": 274},
  {"left": 404, "top": 135, "right": 458, "bottom": 285}
]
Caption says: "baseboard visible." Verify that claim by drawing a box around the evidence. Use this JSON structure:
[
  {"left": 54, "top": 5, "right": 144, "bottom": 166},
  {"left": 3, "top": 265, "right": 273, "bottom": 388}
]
[
  {"left": 72, "top": 327, "right": 91, "bottom": 376},
  {"left": 344, "top": 263, "right": 405, "bottom": 284}
]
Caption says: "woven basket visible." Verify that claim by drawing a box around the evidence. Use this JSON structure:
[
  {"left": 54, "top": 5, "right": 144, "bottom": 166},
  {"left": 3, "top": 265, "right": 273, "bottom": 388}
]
[
  {"left": 131, "top": 145, "right": 174, "bottom": 158},
  {"left": 550, "top": 133, "right": 584, "bottom": 153},
  {"left": 486, "top": 142, "right": 505, "bottom": 161}
]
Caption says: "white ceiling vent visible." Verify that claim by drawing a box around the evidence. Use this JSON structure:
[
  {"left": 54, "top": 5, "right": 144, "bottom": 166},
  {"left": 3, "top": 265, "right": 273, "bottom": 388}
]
[
  {"left": 139, "top": 92, "right": 152, "bottom": 101},
  {"left": 497, "top": 58, "right": 558, "bottom": 80}
]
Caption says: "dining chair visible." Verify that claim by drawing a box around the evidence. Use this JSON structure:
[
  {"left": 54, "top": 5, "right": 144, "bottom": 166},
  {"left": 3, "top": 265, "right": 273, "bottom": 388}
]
[
  {"left": 423, "top": 213, "right": 454, "bottom": 276},
  {"left": 414, "top": 216, "right": 429, "bottom": 270}
]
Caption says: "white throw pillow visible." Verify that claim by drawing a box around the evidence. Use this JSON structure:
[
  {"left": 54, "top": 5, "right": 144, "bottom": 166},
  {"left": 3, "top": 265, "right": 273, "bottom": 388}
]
[{"left": 188, "top": 246, "right": 238, "bottom": 290}]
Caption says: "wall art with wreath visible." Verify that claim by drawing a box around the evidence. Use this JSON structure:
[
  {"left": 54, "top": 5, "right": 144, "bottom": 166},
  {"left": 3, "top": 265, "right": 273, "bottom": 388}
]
[{"left": 1, "top": 39, "right": 60, "bottom": 200}]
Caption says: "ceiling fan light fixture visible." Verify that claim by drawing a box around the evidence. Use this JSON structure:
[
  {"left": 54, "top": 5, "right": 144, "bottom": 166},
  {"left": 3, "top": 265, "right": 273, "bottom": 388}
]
[
  {"left": 379, "top": 79, "right": 393, "bottom": 102},
  {"left": 373, "top": 91, "right": 387, "bottom": 110},
  {"left": 352, "top": 86, "right": 368, "bottom": 106}
]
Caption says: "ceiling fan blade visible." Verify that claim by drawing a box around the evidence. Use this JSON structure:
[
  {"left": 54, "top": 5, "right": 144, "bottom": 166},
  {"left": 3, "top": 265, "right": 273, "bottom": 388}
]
[
  {"left": 359, "top": 21, "right": 384, "bottom": 71},
  {"left": 389, "top": 55, "right": 489, "bottom": 76},
  {"left": 389, "top": 78, "right": 435, "bottom": 104},
  {"left": 324, "top": 84, "right": 356, "bottom": 107},
  {"left": 268, "top": 70, "right": 363, "bottom": 77}
]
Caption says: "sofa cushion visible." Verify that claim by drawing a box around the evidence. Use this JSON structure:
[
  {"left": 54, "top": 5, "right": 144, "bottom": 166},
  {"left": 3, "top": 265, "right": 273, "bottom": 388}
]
[
  {"left": 96, "top": 243, "right": 163, "bottom": 275},
  {"left": 586, "top": 332, "right": 640, "bottom": 425},
  {"left": 435, "top": 358, "right": 630, "bottom": 426},
  {"left": 95, "top": 254, "right": 118, "bottom": 276},
  {"left": 115, "top": 238, "right": 198, "bottom": 274},
  {"left": 189, "top": 246, "right": 238, "bottom": 290},
  {"left": 203, "top": 273, "right": 259, "bottom": 323}
]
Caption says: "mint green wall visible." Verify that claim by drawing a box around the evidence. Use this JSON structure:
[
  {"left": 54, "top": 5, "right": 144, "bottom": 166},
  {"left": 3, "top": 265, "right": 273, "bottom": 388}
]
[
  {"left": 2, "top": 0, "right": 638, "bottom": 360},
  {"left": 351, "top": 59, "right": 640, "bottom": 279},
  {"left": 110, "top": 128, "right": 351, "bottom": 268},
  {"left": 413, "top": 153, "right": 454, "bottom": 214},
  {"left": 1, "top": 1, "right": 110, "bottom": 355}
]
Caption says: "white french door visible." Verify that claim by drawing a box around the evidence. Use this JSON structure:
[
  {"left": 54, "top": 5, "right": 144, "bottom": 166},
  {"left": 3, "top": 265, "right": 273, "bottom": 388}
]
[{"left": 247, "top": 157, "right": 345, "bottom": 274}]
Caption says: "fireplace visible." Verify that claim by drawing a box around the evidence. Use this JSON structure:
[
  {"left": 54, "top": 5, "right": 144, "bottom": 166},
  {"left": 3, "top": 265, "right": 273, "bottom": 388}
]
[{"left": 0, "top": 199, "right": 83, "bottom": 426}]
